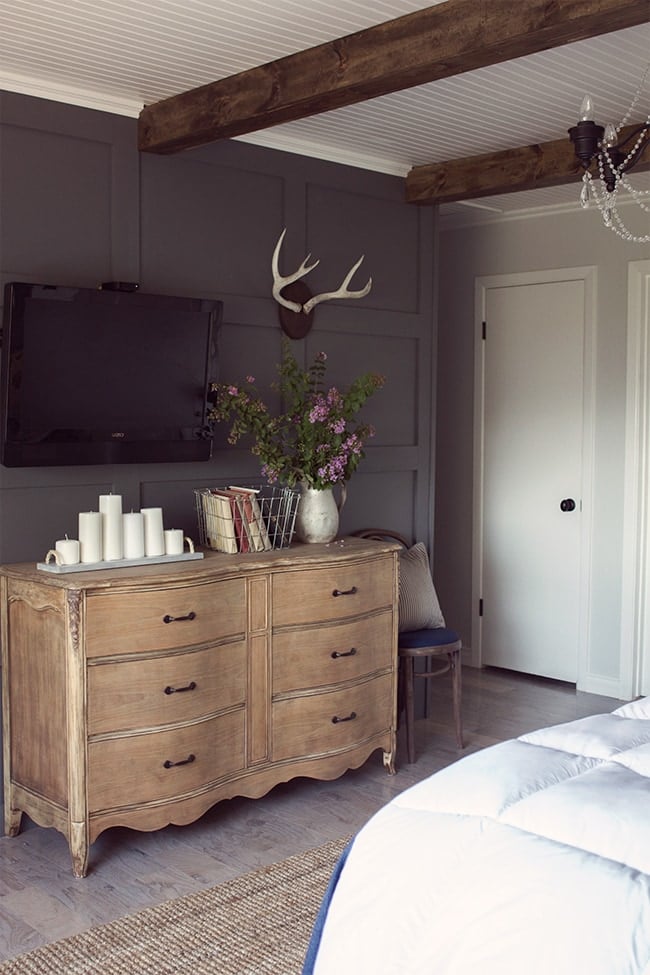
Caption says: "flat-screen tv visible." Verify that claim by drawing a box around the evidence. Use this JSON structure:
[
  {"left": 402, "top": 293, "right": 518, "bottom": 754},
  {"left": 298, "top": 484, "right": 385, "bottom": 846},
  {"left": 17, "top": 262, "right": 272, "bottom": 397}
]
[{"left": 0, "top": 282, "right": 222, "bottom": 467}]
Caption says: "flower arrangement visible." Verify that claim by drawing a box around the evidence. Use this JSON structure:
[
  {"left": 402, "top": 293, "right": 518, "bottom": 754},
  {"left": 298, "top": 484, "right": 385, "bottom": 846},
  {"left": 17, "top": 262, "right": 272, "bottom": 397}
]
[{"left": 208, "top": 340, "right": 385, "bottom": 490}]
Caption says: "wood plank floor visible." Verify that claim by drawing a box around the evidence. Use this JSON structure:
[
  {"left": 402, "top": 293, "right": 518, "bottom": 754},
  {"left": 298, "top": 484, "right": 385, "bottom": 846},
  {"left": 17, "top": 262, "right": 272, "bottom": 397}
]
[{"left": 0, "top": 667, "right": 627, "bottom": 962}]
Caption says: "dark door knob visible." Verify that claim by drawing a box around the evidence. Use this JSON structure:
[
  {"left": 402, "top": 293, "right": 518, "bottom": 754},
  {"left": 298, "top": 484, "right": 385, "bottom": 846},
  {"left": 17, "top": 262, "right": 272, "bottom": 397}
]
[{"left": 560, "top": 498, "right": 576, "bottom": 512}]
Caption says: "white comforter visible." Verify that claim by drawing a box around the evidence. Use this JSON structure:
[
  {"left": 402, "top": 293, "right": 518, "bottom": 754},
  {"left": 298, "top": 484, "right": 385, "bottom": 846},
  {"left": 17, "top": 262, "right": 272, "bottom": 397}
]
[{"left": 311, "top": 697, "right": 650, "bottom": 975}]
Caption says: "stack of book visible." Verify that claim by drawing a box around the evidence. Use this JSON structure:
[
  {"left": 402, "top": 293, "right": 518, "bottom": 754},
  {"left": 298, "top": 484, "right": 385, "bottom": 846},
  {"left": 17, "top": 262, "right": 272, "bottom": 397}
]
[
  {"left": 198, "top": 486, "right": 273, "bottom": 554},
  {"left": 196, "top": 484, "right": 300, "bottom": 552}
]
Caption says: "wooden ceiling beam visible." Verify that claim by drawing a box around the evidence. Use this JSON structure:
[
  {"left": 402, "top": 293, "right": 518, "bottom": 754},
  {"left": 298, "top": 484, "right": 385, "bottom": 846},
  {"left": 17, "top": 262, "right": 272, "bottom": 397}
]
[
  {"left": 138, "top": 0, "right": 650, "bottom": 154},
  {"left": 405, "top": 124, "right": 650, "bottom": 204}
]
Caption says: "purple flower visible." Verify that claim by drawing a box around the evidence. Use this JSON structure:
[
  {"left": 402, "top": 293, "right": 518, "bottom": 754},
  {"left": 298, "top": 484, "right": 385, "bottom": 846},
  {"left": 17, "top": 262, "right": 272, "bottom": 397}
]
[
  {"left": 344, "top": 433, "right": 363, "bottom": 455},
  {"left": 326, "top": 388, "right": 342, "bottom": 406},
  {"left": 261, "top": 464, "right": 279, "bottom": 483},
  {"left": 309, "top": 406, "right": 327, "bottom": 423},
  {"left": 308, "top": 395, "right": 331, "bottom": 423}
]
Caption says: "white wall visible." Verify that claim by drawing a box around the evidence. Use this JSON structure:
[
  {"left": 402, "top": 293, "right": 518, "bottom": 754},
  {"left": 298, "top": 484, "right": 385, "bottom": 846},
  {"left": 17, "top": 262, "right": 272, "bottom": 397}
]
[{"left": 435, "top": 202, "right": 650, "bottom": 697}]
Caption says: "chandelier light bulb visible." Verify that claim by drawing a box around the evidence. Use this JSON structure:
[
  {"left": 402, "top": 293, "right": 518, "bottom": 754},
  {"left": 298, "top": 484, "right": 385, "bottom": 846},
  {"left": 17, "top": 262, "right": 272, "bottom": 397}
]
[
  {"left": 603, "top": 123, "right": 618, "bottom": 147},
  {"left": 579, "top": 94, "right": 595, "bottom": 122}
]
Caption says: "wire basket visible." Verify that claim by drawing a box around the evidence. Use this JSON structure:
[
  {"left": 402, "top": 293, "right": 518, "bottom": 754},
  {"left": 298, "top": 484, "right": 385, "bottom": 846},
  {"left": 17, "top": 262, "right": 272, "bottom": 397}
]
[{"left": 195, "top": 484, "right": 300, "bottom": 553}]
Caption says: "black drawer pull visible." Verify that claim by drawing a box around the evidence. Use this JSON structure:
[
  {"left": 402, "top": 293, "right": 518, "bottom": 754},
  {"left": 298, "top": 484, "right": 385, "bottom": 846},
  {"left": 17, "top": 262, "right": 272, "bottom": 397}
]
[
  {"left": 332, "top": 586, "right": 358, "bottom": 597},
  {"left": 332, "top": 712, "right": 357, "bottom": 724},
  {"left": 331, "top": 648, "right": 357, "bottom": 659},
  {"left": 163, "top": 611, "right": 196, "bottom": 624},
  {"left": 163, "top": 753, "right": 196, "bottom": 769},
  {"left": 164, "top": 681, "right": 197, "bottom": 695}
]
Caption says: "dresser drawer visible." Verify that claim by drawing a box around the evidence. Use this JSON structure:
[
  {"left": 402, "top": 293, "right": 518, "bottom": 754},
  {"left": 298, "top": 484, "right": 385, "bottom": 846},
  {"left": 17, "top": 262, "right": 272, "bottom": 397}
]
[
  {"left": 88, "top": 710, "right": 246, "bottom": 810},
  {"left": 273, "top": 612, "right": 393, "bottom": 694},
  {"left": 272, "top": 673, "right": 393, "bottom": 762},
  {"left": 88, "top": 641, "right": 247, "bottom": 734},
  {"left": 85, "top": 577, "right": 246, "bottom": 657},
  {"left": 272, "top": 556, "right": 394, "bottom": 627}
]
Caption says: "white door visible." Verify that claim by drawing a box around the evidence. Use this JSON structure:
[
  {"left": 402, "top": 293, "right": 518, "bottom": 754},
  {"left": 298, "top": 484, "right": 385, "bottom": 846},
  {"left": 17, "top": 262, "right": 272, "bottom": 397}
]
[{"left": 480, "top": 276, "right": 589, "bottom": 682}]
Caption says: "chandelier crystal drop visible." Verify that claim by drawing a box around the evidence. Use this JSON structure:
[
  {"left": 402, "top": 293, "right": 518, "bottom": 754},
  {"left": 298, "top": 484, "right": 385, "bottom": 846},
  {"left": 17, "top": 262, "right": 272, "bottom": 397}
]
[{"left": 568, "top": 65, "right": 650, "bottom": 244}]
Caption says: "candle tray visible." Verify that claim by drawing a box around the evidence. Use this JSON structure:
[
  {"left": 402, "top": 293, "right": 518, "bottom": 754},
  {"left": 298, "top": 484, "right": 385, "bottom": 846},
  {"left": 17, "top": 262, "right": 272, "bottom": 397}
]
[{"left": 37, "top": 551, "right": 204, "bottom": 574}]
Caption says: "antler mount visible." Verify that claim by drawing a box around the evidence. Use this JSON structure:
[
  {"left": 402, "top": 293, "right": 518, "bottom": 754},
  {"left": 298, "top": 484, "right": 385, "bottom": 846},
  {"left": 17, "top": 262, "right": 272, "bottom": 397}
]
[
  {"left": 271, "top": 228, "right": 372, "bottom": 339},
  {"left": 276, "top": 280, "right": 316, "bottom": 340}
]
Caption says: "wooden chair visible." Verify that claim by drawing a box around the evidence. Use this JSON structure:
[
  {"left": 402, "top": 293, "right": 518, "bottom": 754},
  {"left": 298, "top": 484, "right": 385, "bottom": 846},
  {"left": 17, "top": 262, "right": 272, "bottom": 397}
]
[{"left": 354, "top": 529, "right": 463, "bottom": 762}]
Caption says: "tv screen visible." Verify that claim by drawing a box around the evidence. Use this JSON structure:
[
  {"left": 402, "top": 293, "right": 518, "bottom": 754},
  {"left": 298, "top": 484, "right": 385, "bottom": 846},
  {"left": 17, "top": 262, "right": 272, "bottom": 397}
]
[{"left": 1, "top": 282, "right": 222, "bottom": 467}]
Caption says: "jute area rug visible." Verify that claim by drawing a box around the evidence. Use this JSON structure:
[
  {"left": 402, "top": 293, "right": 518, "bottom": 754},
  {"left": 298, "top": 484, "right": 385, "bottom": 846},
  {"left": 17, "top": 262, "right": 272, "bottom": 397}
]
[{"left": 0, "top": 835, "right": 350, "bottom": 975}]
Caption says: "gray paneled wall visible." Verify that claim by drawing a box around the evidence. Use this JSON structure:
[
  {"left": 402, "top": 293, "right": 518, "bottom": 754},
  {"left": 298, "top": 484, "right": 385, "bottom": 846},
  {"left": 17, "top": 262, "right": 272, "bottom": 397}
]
[{"left": 0, "top": 91, "right": 437, "bottom": 565}]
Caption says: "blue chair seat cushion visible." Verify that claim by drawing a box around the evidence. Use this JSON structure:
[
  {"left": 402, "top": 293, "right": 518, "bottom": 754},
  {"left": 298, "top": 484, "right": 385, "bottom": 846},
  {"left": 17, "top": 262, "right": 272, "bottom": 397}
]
[{"left": 399, "top": 626, "right": 460, "bottom": 650}]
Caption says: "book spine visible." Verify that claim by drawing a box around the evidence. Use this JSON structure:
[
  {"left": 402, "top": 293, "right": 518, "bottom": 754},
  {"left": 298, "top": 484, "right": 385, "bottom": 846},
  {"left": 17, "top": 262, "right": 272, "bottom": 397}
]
[
  {"left": 203, "top": 491, "right": 238, "bottom": 553},
  {"left": 249, "top": 495, "right": 272, "bottom": 551},
  {"left": 229, "top": 487, "right": 273, "bottom": 551},
  {"left": 228, "top": 494, "right": 250, "bottom": 552}
]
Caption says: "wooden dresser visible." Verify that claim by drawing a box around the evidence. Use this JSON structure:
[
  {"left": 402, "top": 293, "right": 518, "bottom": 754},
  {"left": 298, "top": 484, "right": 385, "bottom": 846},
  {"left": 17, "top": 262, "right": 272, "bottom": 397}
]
[{"left": 1, "top": 538, "right": 398, "bottom": 876}]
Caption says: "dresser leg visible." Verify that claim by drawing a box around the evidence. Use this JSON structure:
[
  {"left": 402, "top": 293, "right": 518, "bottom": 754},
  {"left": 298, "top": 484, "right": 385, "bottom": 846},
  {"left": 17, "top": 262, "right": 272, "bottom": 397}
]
[
  {"left": 382, "top": 748, "right": 396, "bottom": 775},
  {"left": 69, "top": 821, "right": 89, "bottom": 878},
  {"left": 4, "top": 805, "right": 23, "bottom": 837}
]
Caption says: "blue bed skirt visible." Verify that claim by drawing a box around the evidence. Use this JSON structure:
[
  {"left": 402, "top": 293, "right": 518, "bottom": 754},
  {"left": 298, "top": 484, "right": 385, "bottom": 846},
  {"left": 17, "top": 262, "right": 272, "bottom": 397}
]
[{"left": 302, "top": 838, "right": 354, "bottom": 974}]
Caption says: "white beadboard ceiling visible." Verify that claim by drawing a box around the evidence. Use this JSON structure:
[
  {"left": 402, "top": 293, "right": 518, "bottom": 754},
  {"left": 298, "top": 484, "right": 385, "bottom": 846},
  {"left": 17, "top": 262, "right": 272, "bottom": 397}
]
[{"left": 1, "top": 0, "right": 649, "bottom": 223}]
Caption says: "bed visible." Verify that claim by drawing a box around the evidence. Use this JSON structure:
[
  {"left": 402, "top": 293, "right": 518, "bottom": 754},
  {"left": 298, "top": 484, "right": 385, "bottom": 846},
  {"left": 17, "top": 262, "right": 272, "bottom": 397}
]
[{"left": 303, "top": 697, "right": 650, "bottom": 975}]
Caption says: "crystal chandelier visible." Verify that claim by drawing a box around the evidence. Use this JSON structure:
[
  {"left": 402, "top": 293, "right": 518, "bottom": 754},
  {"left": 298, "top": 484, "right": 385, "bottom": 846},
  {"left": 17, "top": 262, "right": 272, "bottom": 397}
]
[{"left": 568, "top": 65, "right": 650, "bottom": 244}]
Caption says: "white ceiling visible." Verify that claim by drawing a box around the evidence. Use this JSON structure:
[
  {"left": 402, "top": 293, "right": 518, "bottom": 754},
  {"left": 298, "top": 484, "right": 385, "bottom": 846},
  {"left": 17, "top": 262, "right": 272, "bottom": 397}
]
[{"left": 1, "top": 0, "right": 649, "bottom": 225}]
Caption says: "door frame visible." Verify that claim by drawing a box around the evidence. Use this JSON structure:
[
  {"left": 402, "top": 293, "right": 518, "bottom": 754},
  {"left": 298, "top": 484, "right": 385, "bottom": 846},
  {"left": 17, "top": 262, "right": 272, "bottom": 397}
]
[
  {"left": 471, "top": 267, "right": 597, "bottom": 690},
  {"left": 620, "top": 261, "right": 650, "bottom": 699}
]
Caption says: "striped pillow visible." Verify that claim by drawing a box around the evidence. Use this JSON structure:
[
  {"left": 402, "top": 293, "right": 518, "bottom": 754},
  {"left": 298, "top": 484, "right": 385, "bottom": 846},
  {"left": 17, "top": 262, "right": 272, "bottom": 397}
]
[{"left": 398, "top": 543, "right": 446, "bottom": 632}]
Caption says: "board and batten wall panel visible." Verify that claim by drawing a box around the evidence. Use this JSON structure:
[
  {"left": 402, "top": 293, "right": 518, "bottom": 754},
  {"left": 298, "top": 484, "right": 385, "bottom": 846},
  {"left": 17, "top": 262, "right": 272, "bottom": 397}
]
[
  {"left": 139, "top": 151, "right": 285, "bottom": 301},
  {"left": 0, "top": 90, "right": 437, "bottom": 567},
  {"left": 1, "top": 126, "right": 113, "bottom": 279}
]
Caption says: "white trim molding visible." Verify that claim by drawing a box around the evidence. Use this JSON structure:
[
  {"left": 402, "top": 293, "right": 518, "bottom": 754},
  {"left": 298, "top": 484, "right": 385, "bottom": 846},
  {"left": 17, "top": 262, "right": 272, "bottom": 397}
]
[
  {"left": 621, "top": 261, "right": 650, "bottom": 699},
  {"left": 0, "top": 70, "right": 144, "bottom": 118}
]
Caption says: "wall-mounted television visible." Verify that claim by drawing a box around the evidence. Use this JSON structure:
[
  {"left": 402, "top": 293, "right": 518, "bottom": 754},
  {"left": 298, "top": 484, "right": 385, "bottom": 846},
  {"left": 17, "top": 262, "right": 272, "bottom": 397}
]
[{"left": 0, "top": 282, "right": 222, "bottom": 467}]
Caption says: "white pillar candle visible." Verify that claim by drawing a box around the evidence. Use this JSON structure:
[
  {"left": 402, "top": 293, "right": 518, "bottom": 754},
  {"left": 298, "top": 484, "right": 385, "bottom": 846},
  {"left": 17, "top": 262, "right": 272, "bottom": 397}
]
[
  {"left": 99, "top": 494, "right": 123, "bottom": 561},
  {"left": 123, "top": 511, "right": 145, "bottom": 559},
  {"left": 55, "top": 536, "right": 80, "bottom": 565},
  {"left": 141, "top": 507, "right": 165, "bottom": 557},
  {"left": 78, "top": 511, "right": 103, "bottom": 563},
  {"left": 164, "top": 528, "right": 185, "bottom": 556}
]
